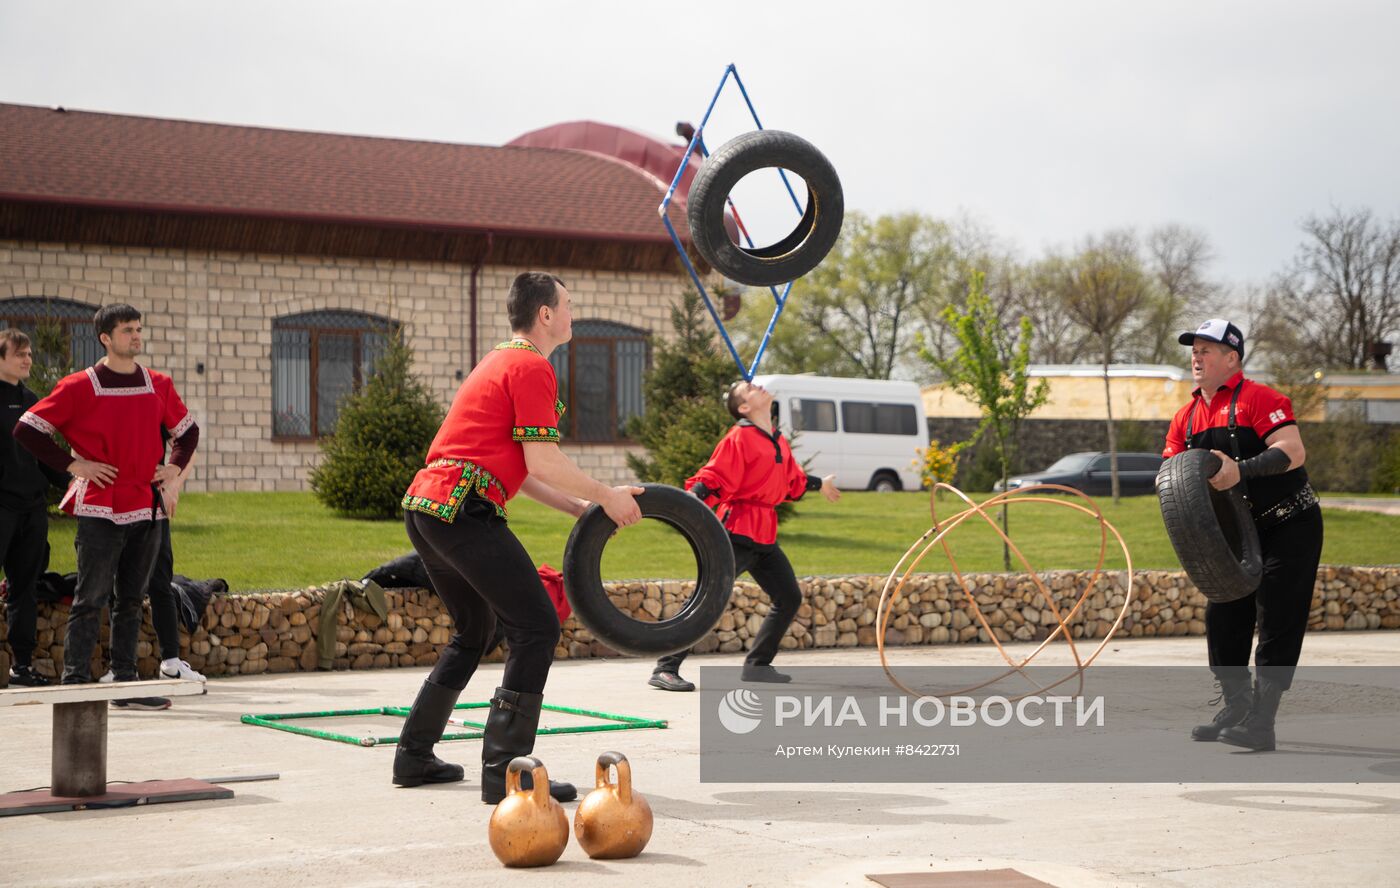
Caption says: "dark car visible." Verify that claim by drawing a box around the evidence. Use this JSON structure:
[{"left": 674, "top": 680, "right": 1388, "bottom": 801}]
[{"left": 992, "top": 451, "right": 1165, "bottom": 497}]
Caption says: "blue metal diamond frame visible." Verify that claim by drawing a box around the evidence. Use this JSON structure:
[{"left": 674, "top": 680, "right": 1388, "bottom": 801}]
[{"left": 659, "top": 63, "right": 808, "bottom": 381}]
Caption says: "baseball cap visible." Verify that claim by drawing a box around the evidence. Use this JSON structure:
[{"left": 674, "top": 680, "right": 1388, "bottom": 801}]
[{"left": 1179, "top": 318, "right": 1244, "bottom": 358}]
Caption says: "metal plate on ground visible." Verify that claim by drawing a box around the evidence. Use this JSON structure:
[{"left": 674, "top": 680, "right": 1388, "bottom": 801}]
[
  {"left": 867, "top": 870, "right": 1057, "bottom": 888},
  {"left": 0, "top": 778, "right": 234, "bottom": 817}
]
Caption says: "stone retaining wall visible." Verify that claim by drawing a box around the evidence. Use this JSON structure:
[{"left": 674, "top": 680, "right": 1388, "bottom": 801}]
[{"left": 3, "top": 566, "right": 1397, "bottom": 685}]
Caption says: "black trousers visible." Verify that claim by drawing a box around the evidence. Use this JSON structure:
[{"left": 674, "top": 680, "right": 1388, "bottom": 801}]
[
  {"left": 65, "top": 517, "right": 161, "bottom": 683},
  {"left": 1206, "top": 505, "right": 1324, "bottom": 690},
  {"left": 404, "top": 499, "right": 559, "bottom": 695},
  {"left": 655, "top": 534, "right": 803, "bottom": 674},
  {"left": 143, "top": 519, "right": 181, "bottom": 661},
  {"left": 1, "top": 506, "right": 49, "bottom": 667}
]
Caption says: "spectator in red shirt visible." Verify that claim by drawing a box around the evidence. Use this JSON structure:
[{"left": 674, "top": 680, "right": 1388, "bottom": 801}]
[
  {"left": 16, "top": 304, "right": 198, "bottom": 710},
  {"left": 397, "top": 272, "right": 642, "bottom": 803},
  {"left": 649, "top": 379, "right": 840, "bottom": 692},
  {"left": 1164, "top": 318, "right": 1322, "bottom": 752}
]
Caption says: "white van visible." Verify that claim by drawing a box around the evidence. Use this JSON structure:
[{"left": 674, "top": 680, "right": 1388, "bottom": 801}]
[{"left": 751, "top": 374, "right": 930, "bottom": 491}]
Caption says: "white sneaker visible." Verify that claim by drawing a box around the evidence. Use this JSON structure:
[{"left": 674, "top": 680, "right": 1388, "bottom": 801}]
[
  {"left": 159, "top": 658, "right": 207, "bottom": 682},
  {"left": 98, "top": 670, "right": 115, "bottom": 684}
]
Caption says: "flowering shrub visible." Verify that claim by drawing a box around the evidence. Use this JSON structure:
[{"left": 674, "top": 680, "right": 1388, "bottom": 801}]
[{"left": 912, "top": 439, "right": 966, "bottom": 489}]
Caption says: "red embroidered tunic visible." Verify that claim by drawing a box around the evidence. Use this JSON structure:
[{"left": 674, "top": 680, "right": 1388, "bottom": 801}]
[
  {"left": 402, "top": 341, "right": 564, "bottom": 521},
  {"left": 17, "top": 365, "right": 196, "bottom": 524},
  {"left": 686, "top": 421, "right": 812, "bottom": 546}
]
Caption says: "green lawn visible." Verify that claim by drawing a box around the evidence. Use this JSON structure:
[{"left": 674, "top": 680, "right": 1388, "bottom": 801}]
[{"left": 39, "top": 491, "right": 1400, "bottom": 592}]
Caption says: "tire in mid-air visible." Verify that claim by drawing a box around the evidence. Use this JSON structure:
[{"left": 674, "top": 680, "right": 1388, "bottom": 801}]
[{"left": 686, "top": 129, "right": 844, "bottom": 288}]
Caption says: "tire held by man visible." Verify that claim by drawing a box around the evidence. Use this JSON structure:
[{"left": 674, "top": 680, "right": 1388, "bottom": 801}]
[
  {"left": 1156, "top": 449, "right": 1262, "bottom": 603},
  {"left": 563, "top": 484, "right": 735, "bottom": 657}
]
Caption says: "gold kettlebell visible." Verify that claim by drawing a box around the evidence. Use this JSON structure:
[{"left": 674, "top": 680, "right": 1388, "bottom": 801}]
[
  {"left": 574, "top": 751, "right": 653, "bottom": 859},
  {"left": 488, "top": 756, "right": 569, "bottom": 868}
]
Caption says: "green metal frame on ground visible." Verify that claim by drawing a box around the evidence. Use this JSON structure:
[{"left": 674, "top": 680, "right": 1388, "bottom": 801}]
[{"left": 240, "top": 702, "right": 668, "bottom": 747}]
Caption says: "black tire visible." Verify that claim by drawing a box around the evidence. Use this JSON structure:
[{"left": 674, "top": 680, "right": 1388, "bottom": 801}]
[
  {"left": 1156, "top": 450, "right": 1262, "bottom": 603},
  {"left": 870, "top": 471, "right": 901, "bottom": 493},
  {"left": 562, "top": 484, "right": 736, "bottom": 657},
  {"left": 687, "top": 130, "right": 844, "bottom": 287}
]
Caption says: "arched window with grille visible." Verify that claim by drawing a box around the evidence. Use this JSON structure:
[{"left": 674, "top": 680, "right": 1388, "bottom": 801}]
[
  {"left": 0, "top": 297, "right": 104, "bottom": 384},
  {"left": 272, "top": 310, "right": 398, "bottom": 438},
  {"left": 547, "top": 320, "right": 650, "bottom": 443}
]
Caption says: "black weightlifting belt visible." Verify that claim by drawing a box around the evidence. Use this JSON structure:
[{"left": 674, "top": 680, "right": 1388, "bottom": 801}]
[{"left": 1254, "top": 483, "right": 1318, "bottom": 531}]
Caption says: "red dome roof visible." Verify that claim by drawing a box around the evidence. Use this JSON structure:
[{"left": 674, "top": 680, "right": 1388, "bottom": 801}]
[{"left": 507, "top": 121, "right": 700, "bottom": 207}]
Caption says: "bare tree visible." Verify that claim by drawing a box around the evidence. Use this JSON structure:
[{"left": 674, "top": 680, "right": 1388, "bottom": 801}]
[
  {"left": 911, "top": 212, "right": 1005, "bottom": 373},
  {"left": 1015, "top": 258, "right": 1091, "bottom": 364},
  {"left": 1132, "top": 224, "right": 1218, "bottom": 364},
  {"left": 1235, "top": 283, "right": 1328, "bottom": 420},
  {"left": 1050, "top": 230, "right": 1155, "bottom": 502},
  {"left": 1265, "top": 207, "right": 1400, "bottom": 370}
]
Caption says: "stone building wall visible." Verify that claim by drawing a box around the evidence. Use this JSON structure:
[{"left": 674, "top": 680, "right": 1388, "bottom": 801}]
[{"left": 0, "top": 239, "right": 683, "bottom": 490}]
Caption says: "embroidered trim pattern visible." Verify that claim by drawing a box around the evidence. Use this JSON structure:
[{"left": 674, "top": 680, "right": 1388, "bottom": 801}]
[
  {"left": 494, "top": 339, "right": 542, "bottom": 355},
  {"left": 170, "top": 412, "right": 197, "bottom": 439},
  {"left": 85, "top": 365, "right": 155, "bottom": 397},
  {"left": 401, "top": 458, "right": 508, "bottom": 522},
  {"left": 63, "top": 478, "right": 166, "bottom": 525},
  {"left": 512, "top": 425, "right": 560, "bottom": 443},
  {"left": 18, "top": 411, "right": 55, "bottom": 436},
  {"left": 555, "top": 399, "right": 566, "bottom": 418}
]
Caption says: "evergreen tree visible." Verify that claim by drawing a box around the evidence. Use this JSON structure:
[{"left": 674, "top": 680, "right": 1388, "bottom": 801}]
[
  {"left": 27, "top": 319, "right": 71, "bottom": 398},
  {"left": 311, "top": 334, "right": 444, "bottom": 518},
  {"left": 28, "top": 319, "right": 72, "bottom": 509},
  {"left": 626, "top": 289, "right": 735, "bottom": 486}
]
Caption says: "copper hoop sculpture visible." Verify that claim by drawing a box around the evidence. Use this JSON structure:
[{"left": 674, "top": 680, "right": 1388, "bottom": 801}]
[{"left": 876, "top": 482, "right": 1136, "bottom": 702}]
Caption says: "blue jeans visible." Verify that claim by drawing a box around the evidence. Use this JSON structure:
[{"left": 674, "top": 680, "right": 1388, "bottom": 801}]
[{"left": 63, "top": 517, "right": 162, "bottom": 684}]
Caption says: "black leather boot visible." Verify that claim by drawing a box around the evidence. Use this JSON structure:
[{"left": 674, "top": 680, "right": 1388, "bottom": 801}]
[
  {"left": 1190, "top": 673, "right": 1252, "bottom": 741},
  {"left": 480, "top": 687, "right": 577, "bottom": 804},
  {"left": 1219, "top": 678, "right": 1284, "bottom": 751},
  {"left": 392, "top": 678, "right": 466, "bottom": 787}
]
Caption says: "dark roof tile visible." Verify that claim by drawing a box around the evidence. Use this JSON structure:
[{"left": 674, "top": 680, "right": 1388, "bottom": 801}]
[{"left": 0, "top": 103, "right": 688, "bottom": 243}]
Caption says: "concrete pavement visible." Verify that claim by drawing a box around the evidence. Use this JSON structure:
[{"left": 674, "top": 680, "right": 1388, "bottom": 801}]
[{"left": 3, "top": 633, "right": 1399, "bottom": 887}]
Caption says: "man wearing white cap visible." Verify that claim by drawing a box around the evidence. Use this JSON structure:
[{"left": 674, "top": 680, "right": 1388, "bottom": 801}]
[{"left": 1162, "top": 318, "right": 1323, "bottom": 751}]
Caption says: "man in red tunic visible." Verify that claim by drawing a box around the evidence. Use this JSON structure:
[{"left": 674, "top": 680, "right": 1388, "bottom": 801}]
[
  {"left": 16, "top": 304, "right": 198, "bottom": 709},
  {"left": 650, "top": 380, "right": 840, "bottom": 691},
  {"left": 396, "top": 272, "right": 642, "bottom": 803}
]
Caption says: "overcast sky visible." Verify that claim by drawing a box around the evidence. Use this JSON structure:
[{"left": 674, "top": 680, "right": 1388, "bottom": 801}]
[{"left": 2, "top": 0, "right": 1396, "bottom": 287}]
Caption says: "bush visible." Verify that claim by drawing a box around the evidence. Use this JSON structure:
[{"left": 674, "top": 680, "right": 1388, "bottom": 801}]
[
  {"left": 28, "top": 319, "right": 73, "bottom": 511},
  {"left": 1114, "top": 421, "right": 1155, "bottom": 454},
  {"left": 913, "top": 439, "right": 966, "bottom": 490},
  {"left": 310, "top": 335, "right": 444, "bottom": 518},
  {"left": 956, "top": 442, "right": 1004, "bottom": 493},
  {"left": 27, "top": 318, "right": 71, "bottom": 399},
  {"left": 1374, "top": 434, "right": 1400, "bottom": 494},
  {"left": 1297, "top": 402, "right": 1379, "bottom": 493}
]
